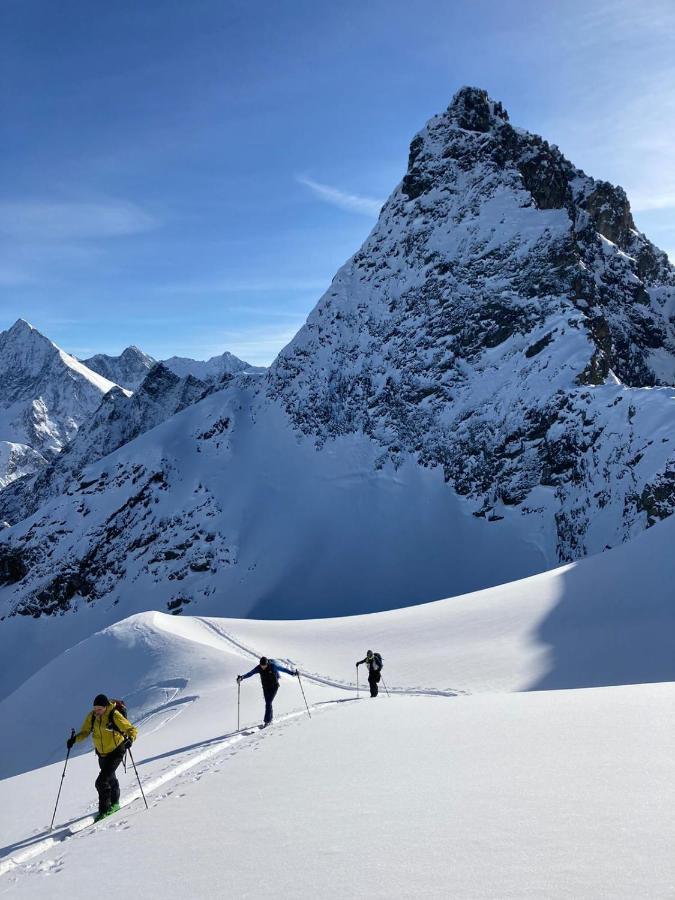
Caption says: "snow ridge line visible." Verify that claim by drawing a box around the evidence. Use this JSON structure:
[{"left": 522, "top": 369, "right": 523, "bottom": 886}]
[
  {"left": 0, "top": 702, "right": 333, "bottom": 878},
  {"left": 195, "top": 617, "right": 465, "bottom": 697}
]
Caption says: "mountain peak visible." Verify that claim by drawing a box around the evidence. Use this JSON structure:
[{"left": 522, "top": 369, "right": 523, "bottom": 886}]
[
  {"left": 445, "top": 86, "right": 509, "bottom": 132},
  {"left": 8, "top": 318, "right": 35, "bottom": 333},
  {"left": 5, "top": 319, "right": 47, "bottom": 343}
]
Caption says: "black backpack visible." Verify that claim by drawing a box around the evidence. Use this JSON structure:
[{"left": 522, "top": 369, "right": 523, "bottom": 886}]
[
  {"left": 90, "top": 699, "right": 128, "bottom": 734},
  {"left": 372, "top": 653, "right": 383, "bottom": 671}
]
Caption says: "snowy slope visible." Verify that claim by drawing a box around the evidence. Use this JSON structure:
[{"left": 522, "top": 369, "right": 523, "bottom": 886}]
[
  {"left": 0, "top": 605, "right": 672, "bottom": 898},
  {"left": 81, "top": 346, "right": 156, "bottom": 391},
  {"left": 0, "top": 442, "right": 46, "bottom": 491},
  {"left": 1, "top": 461, "right": 673, "bottom": 706},
  {"left": 0, "top": 320, "right": 125, "bottom": 485}
]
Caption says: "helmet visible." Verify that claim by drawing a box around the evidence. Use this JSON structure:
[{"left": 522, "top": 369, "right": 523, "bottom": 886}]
[{"left": 366, "top": 650, "right": 373, "bottom": 657}]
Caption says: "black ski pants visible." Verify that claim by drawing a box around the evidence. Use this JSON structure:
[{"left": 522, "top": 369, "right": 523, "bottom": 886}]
[
  {"left": 368, "top": 670, "right": 381, "bottom": 697},
  {"left": 263, "top": 683, "right": 279, "bottom": 724},
  {"left": 95, "top": 745, "right": 125, "bottom": 813}
]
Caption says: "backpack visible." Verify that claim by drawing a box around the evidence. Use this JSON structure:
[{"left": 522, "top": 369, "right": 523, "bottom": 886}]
[
  {"left": 263, "top": 661, "right": 280, "bottom": 687},
  {"left": 90, "top": 699, "right": 128, "bottom": 734},
  {"left": 372, "top": 653, "right": 383, "bottom": 672}
]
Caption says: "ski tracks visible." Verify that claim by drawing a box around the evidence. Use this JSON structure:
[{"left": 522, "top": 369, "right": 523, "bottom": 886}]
[
  {"left": 0, "top": 618, "right": 466, "bottom": 883},
  {"left": 0, "top": 701, "right": 334, "bottom": 882},
  {"left": 195, "top": 617, "right": 467, "bottom": 698}
]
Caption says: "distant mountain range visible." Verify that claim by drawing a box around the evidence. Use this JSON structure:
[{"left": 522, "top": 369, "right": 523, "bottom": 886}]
[
  {"left": 0, "top": 319, "right": 261, "bottom": 489},
  {"left": 82, "top": 347, "right": 264, "bottom": 391}
]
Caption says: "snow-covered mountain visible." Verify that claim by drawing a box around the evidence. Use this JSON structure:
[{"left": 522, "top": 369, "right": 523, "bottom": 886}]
[
  {"left": 269, "top": 86, "right": 675, "bottom": 560},
  {"left": 1, "top": 87, "right": 675, "bottom": 641},
  {"left": 0, "top": 364, "right": 210, "bottom": 526},
  {"left": 81, "top": 346, "right": 156, "bottom": 391},
  {"left": 81, "top": 347, "right": 263, "bottom": 391},
  {"left": 0, "top": 441, "right": 47, "bottom": 492},
  {"left": 162, "top": 351, "right": 264, "bottom": 381},
  {"left": 0, "top": 320, "right": 125, "bottom": 487}
]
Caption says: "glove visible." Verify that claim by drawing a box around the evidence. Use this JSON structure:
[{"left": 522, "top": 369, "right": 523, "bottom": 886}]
[
  {"left": 236, "top": 675, "right": 242, "bottom": 683},
  {"left": 123, "top": 737, "right": 133, "bottom": 750},
  {"left": 294, "top": 670, "right": 300, "bottom": 677},
  {"left": 66, "top": 735, "right": 76, "bottom": 750}
]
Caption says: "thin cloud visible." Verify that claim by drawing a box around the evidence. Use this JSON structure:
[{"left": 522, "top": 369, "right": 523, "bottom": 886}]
[
  {"left": 0, "top": 201, "right": 158, "bottom": 240},
  {"left": 296, "top": 175, "right": 383, "bottom": 217}
]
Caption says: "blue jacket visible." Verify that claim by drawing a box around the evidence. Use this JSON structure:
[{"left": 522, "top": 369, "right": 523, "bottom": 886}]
[{"left": 241, "top": 660, "right": 296, "bottom": 690}]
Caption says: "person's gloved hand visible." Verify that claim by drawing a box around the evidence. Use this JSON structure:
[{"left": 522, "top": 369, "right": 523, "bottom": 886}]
[
  {"left": 66, "top": 735, "right": 76, "bottom": 750},
  {"left": 236, "top": 675, "right": 242, "bottom": 683},
  {"left": 123, "top": 737, "right": 133, "bottom": 750},
  {"left": 294, "top": 670, "right": 300, "bottom": 677}
]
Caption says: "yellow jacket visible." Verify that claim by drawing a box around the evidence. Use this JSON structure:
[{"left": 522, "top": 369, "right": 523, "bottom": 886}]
[{"left": 74, "top": 703, "right": 138, "bottom": 756}]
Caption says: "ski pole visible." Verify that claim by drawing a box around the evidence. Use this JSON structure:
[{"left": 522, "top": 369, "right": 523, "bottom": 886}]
[
  {"left": 381, "top": 675, "right": 391, "bottom": 698},
  {"left": 356, "top": 666, "right": 359, "bottom": 698},
  {"left": 237, "top": 680, "right": 241, "bottom": 731},
  {"left": 127, "top": 746, "right": 149, "bottom": 810},
  {"left": 296, "top": 673, "right": 311, "bottom": 719},
  {"left": 50, "top": 729, "right": 75, "bottom": 831}
]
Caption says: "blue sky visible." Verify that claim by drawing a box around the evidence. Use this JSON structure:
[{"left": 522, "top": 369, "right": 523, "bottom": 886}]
[{"left": 1, "top": 0, "right": 674, "bottom": 365}]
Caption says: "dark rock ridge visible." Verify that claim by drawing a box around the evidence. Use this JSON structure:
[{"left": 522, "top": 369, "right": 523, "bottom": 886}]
[{"left": 82, "top": 346, "right": 156, "bottom": 391}]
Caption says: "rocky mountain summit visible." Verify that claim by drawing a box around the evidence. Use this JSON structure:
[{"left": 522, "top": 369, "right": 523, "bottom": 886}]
[
  {"left": 1, "top": 87, "right": 675, "bottom": 631},
  {"left": 82, "top": 346, "right": 156, "bottom": 391},
  {"left": 162, "top": 351, "right": 265, "bottom": 381},
  {"left": 83, "top": 345, "right": 263, "bottom": 391},
  {"left": 270, "top": 86, "right": 675, "bottom": 558}
]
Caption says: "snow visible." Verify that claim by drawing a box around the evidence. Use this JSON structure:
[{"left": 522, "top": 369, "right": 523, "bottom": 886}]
[
  {"left": 162, "top": 351, "right": 263, "bottom": 381},
  {"left": 0, "top": 442, "right": 46, "bottom": 489},
  {"left": 56, "top": 349, "right": 126, "bottom": 397},
  {"left": 0, "top": 320, "right": 127, "bottom": 485},
  {"left": 0, "top": 406, "right": 673, "bottom": 896},
  {"left": 0, "top": 600, "right": 672, "bottom": 898}
]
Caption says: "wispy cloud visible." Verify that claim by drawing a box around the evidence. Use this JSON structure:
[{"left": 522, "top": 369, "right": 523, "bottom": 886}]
[
  {"left": 296, "top": 176, "right": 383, "bottom": 217},
  {"left": 0, "top": 200, "right": 158, "bottom": 241}
]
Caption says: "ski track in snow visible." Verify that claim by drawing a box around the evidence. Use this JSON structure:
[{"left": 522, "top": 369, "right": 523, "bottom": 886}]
[
  {"left": 0, "top": 623, "right": 463, "bottom": 881},
  {"left": 194, "top": 616, "right": 468, "bottom": 697}
]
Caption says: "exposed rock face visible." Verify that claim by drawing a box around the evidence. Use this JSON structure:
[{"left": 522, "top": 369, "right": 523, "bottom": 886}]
[
  {"left": 0, "top": 320, "right": 123, "bottom": 486},
  {"left": 162, "top": 352, "right": 264, "bottom": 382},
  {"left": 0, "top": 442, "right": 47, "bottom": 490},
  {"left": 0, "top": 364, "right": 210, "bottom": 526},
  {"left": 269, "top": 86, "right": 675, "bottom": 557},
  {"left": 82, "top": 346, "right": 156, "bottom": 391}
]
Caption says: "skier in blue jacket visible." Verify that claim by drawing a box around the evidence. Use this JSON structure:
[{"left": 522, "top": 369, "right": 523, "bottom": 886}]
[{"left": 237, "top": 657, "right": 299, "bottom": 726}]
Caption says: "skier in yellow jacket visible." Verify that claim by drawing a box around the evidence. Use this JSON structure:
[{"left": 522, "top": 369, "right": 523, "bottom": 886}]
[{"left": 67, "top": 694, "right": 138, "bottom": 821}]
